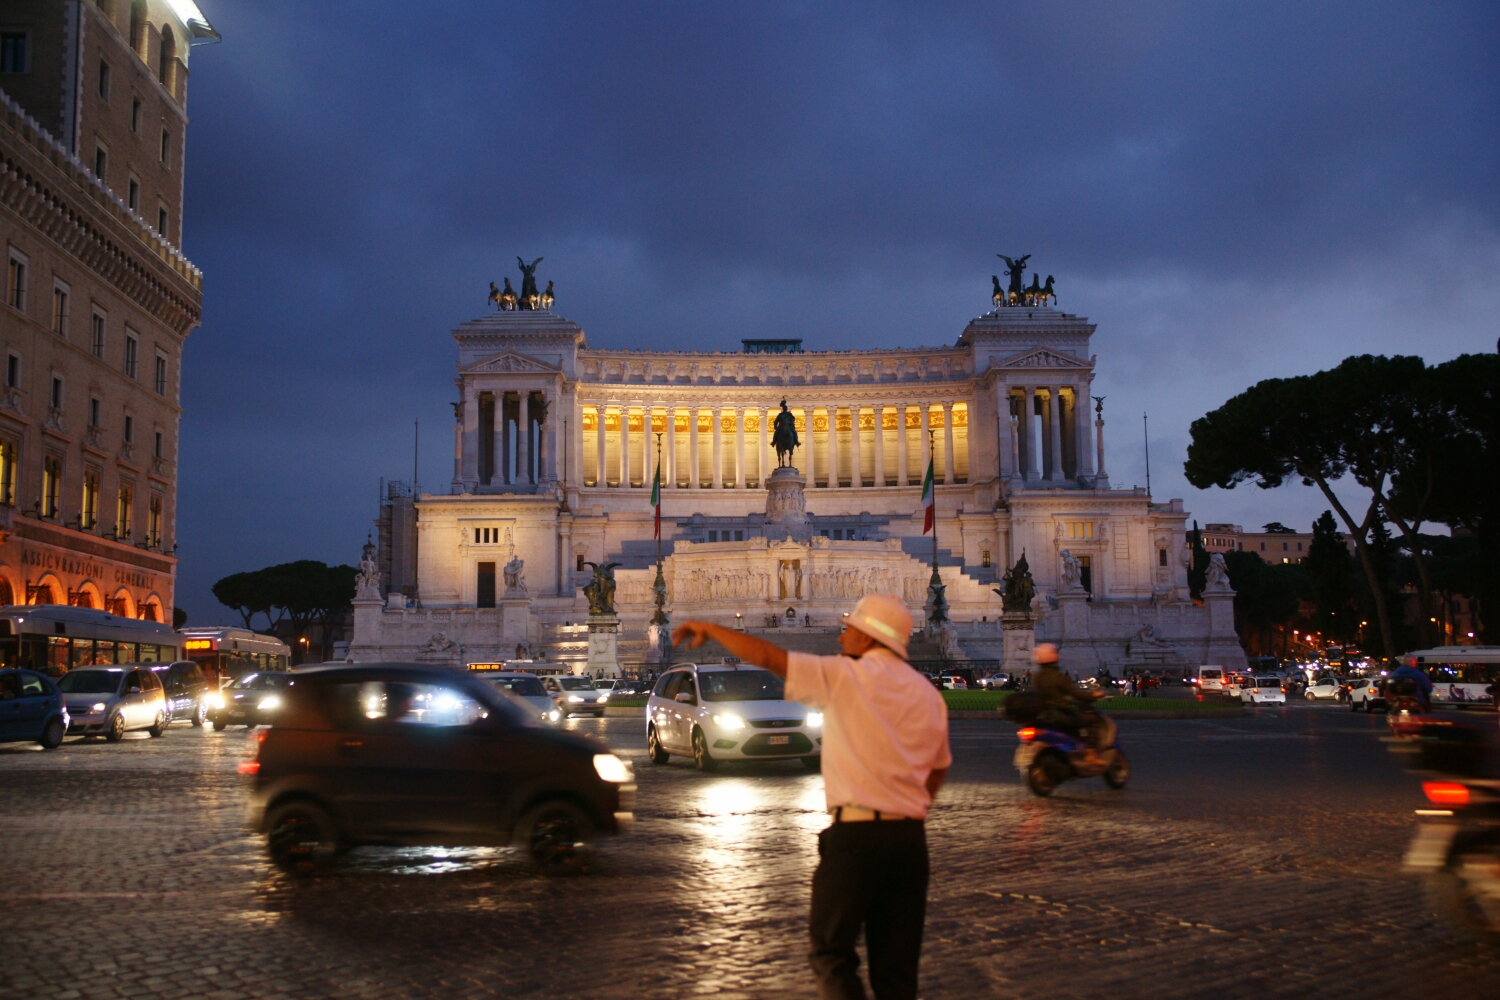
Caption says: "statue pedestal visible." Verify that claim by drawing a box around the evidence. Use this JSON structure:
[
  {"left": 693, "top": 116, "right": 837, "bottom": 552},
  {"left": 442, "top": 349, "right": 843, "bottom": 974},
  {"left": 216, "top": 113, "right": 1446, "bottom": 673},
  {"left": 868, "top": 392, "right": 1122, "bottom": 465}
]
[
  {"left": 765, "top": 466, "right": 809, "bottom": 533},
  {"left": 1001, "top": 611, "right": 1036, "bottom": 675},
  {"left": 586, "top": 614, "right": 622, "bottom": 677},
  {"left": 348, "top": 594, "right": 385, "bottom": 663},
  {"left": 645, "top": 622, "right": 672, "bottom": 665}
]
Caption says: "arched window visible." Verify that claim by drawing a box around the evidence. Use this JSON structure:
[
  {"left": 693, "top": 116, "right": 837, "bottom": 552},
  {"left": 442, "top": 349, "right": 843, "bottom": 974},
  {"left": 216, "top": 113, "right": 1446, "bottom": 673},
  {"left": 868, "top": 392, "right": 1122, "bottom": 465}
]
[
  {"left": 0, "top": 579, "right": 13, "bottom": 606},
  {"left": 158, "top": 26, "right": 176, "bottom": 91},
  {"left": 129, "top": 1, "right": 148, "bottom": 59}
]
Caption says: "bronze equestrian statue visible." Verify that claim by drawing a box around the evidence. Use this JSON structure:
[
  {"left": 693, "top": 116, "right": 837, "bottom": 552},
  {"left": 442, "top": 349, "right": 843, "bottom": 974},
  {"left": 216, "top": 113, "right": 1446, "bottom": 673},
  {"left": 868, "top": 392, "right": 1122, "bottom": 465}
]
[{"left": 771, "top": 399, "right": 800, "bottom": 468}]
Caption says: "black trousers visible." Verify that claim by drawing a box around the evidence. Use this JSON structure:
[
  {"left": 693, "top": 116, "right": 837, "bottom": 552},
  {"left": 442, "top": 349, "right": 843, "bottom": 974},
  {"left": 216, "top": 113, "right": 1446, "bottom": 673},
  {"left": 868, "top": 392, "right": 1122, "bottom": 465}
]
[{"left": 809, "top": 819, "right": 929, "bottom": 1000}]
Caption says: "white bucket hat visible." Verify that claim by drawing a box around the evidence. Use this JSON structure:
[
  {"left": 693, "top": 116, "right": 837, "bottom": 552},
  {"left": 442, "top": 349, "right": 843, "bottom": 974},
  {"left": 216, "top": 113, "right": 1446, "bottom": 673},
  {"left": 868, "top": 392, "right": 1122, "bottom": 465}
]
[{"left": 845, "top": 594, "right": 912, "bottom": 660}]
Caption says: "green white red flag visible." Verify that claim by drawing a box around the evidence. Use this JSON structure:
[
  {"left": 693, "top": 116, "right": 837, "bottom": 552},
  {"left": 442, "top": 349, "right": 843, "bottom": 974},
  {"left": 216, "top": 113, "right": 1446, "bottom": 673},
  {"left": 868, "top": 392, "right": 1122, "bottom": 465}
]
[
  {"left": 651, "top": 461, "right": 662, "bottom": 539},
  {"left": 921, "top": 457, "right": 935, "bottom": 534}
]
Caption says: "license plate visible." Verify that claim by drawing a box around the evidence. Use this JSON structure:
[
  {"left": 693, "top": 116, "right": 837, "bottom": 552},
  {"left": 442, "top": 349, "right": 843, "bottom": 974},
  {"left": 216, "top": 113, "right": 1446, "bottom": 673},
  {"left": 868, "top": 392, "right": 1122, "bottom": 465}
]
[
  {"left": 1013, "top": 744, "right": 1039, "bottom": 768},
  {"left": 767, "top": 735, "right": 790, "bottom": 745}
]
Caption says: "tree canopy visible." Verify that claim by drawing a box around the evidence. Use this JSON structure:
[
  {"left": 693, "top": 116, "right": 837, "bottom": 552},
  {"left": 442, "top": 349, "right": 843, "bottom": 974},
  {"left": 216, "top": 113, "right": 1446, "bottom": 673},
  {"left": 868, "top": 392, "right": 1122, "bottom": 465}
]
[{"left": 212, "top": 561, "right": 357, "bottom": 656}]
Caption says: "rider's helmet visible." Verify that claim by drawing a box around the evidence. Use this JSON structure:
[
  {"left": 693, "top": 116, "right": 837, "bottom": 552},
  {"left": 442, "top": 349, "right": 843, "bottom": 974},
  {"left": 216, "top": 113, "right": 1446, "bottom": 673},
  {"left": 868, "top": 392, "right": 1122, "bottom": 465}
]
[{"left": 1032, "top": 643, "right": 1059, "bottom": 666}]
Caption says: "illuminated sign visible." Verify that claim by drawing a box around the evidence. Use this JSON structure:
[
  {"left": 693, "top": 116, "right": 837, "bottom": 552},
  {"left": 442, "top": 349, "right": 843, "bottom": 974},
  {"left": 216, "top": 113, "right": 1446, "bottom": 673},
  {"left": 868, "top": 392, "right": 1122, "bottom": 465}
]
[
  {"left": 467, "top": 663, "right": 505, "bottom": 671},
  {"left": 184, "top": 639, "right": 214, "bottom": 650}
]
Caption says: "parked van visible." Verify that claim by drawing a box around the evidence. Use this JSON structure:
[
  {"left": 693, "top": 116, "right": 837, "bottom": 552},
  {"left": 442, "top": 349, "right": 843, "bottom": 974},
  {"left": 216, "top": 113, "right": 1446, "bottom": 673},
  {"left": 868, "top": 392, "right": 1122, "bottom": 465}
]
[{"left": 1196, "top": 666, "right": 1225, "bottom": 692}]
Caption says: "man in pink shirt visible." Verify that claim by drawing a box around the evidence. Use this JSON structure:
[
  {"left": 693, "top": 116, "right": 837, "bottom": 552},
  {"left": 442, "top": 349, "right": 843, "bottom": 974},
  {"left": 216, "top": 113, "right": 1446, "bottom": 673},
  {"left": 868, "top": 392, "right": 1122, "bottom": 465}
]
[{"left": 674, "top": 594, "right": 951, "bottom": 1000}]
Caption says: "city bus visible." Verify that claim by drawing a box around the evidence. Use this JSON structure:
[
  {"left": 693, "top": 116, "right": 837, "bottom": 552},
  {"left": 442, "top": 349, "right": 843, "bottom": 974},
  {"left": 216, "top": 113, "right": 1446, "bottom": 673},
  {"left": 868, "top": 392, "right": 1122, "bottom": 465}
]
[
  {"left": 1401, "top": 646, "right": 1500, "bottom": 708},
  {"left": 0, "top": 604, "right": 182, "bottom": 677},
  {"left": 177, "top": 627, "right": 291, "bottom": 687}
]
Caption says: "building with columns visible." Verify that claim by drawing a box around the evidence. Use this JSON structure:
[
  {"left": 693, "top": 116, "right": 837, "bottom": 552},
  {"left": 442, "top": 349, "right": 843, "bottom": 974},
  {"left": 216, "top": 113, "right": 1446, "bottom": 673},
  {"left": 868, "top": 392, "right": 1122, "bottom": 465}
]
[{"left": 352, "top": 278, "right": 1245, "bottom": 676}]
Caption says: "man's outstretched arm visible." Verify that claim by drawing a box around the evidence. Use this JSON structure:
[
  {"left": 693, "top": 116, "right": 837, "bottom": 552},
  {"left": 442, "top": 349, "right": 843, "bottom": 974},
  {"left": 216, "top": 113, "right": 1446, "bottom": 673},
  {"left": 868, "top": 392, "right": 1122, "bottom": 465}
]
[{"left": 672, "top": 622, "right": 789, "bottom": 678}]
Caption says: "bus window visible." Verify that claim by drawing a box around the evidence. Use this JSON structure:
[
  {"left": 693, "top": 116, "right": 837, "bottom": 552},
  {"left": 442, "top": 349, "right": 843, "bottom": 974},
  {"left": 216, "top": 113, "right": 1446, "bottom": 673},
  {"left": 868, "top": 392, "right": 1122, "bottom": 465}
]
[{"left": 47, "top": 637, "right": 71, "bottom": 676}]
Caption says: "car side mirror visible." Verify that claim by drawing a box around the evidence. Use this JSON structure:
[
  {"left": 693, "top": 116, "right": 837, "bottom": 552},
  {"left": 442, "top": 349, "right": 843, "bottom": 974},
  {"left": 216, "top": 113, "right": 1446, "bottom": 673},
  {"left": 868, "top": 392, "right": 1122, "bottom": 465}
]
[
  {"left": 127, "top": 686, "right": 141, "bottom": 695},
  {"left": 674, "top": 691, "right": 696, "bottom": 705}
]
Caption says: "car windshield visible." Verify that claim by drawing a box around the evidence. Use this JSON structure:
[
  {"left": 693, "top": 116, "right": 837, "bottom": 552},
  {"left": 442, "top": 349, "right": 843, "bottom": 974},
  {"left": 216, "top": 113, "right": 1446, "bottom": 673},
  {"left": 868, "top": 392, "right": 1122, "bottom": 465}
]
[
  {"left": 698, "top": 669, "right": 786, "bottom": 702},
  {"left": 556, "top": 677, "right": 594, "bottom": 691},
  {"left": 1256, "top": 679, "right": 1280, "bottom": 687},
  {"left": 491, "top": 677, "right": 546, "bottom": 698},
  {"left": 58, "top": 670, "right": 122, "bottom": 694},
  {"left": 233, "top": 673, "right": 289, "bottom": 690}
]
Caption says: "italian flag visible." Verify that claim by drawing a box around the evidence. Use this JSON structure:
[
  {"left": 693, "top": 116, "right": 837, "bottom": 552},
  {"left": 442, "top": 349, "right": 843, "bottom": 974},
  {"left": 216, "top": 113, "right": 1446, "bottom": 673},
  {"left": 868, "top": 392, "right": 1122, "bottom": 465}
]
[
  {"left": 921, "top": 457, "right": 935, "bottom": 534},
  {"left": 651, "top": 460, "right": 662, "bottom": 539}
]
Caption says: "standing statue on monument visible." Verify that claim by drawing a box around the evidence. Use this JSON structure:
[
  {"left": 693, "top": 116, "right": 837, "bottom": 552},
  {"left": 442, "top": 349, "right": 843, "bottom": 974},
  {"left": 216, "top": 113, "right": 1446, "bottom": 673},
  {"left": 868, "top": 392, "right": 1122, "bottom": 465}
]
[
  {"left": 503, "top": 556, "right": 526, "bottom": 596},
  {"left": 772, "top": 399, "right": 800, "bottom": 467},
  {"left": 582, "top": 561, "right": 621, "bottom": 615},
  {"left": 998, "top": 551, "right": 1036, "bottom": 612},
  {"left": 517, "top": 256, "right": 544, "bottom": 310},
  {"left": 1060, "top": 549, "right": 1084, "bottom": 592},
  {"left": 997, "top": 254, "right": 1031, "bottom": 306}
]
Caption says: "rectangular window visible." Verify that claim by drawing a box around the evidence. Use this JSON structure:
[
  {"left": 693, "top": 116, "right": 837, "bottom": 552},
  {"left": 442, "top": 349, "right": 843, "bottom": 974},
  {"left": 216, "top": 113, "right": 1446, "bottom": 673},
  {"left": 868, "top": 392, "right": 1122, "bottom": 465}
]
[
  {"left": 123, "top": 333, "right": 138, "bottom": 378},
  {"left": 6, "top": 254, "right": 25, "bottom": 311},
  {"left": 160, "top": 129, "right": 170, "bottom": 165},
  {"left": 153, "top": 354, "right": 167, "bottom": 395},
  {"left": 157, "top": 207, "right": 167, "bottom": 235},
  {"left": 707, "top": 530, "right": 717, "bottom": 542},
  {"left": 0, "top": 32, "right": 28, "bottom": 74},
  {"left": 127, "top": 177, "right": 139, "bottom": 211},
  {"left": 1158, "top": 549, "right": 1168, "bottom": 567},
  {"left": 148, "top": 495, "right": 162, "bottom": 547},
  {"left": 81, "top": 472, "right": 99, "bottom": 530},
  {"left": 97, "top": 60, "right": 110, "bottom": 100},
  {"left": 42, "top": 456, "right": 60, "bottom": 518},
  {"left": 477, "top": 562, "right": 496, "bottom": 608},
  {"left": 116, "top": 485, "right": 132, "bottom": 539},
  {"left": 0, "top": 439, "right": 15, "bottom": 505},
  {"left": 153, "top": 430, "right": 162, "bottom": 458},
  {"left": 51, "top": 282, "right": 69, "bottom": 336},
  {"left": 5, "top": 353, "right": 17, "bottom": 388},
  {"left": 94, "top": 146, "right": 107, "bottom": 181},
  {"left": 50, "top": 376, "right": 62, "bottom": 410},
  {"left": 89, "top": 397, "right": 100, "bottom": 427},
  {"left": 124, "top": 414, "right": 133, "bottom": 442},
  {"left": 91, "top": 312, "right": 105, "bottom": 357},
  {"left": 131, "top": 97, "right": 141, "bottom": 133}
]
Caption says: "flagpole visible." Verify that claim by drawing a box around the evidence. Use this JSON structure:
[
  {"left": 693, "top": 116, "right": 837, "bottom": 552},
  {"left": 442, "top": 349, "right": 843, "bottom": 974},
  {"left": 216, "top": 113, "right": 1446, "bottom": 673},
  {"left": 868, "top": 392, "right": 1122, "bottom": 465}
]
[
  {"left": 925, "top": 429, "right": 948, "bottom": 629},
  {"left": 651, "top": 433, "right": 669, "bottom": 664}
]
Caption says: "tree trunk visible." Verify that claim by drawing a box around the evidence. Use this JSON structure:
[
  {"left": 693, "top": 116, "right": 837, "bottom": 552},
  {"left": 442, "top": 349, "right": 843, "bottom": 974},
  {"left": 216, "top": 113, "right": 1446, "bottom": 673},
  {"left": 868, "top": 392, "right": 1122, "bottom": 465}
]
[{"left": 1308, "top": 478, "right": 1397, "bottom": 658}]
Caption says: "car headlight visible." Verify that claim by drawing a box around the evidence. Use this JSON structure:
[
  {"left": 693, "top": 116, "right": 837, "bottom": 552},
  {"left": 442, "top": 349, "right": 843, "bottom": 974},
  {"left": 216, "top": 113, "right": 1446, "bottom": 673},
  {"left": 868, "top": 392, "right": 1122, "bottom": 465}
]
[
  {"left": 805, "top": 712, "right": 823, "bottom": 728},
  {"left": 593, "top": 753, "right": 633, "bottom": 783},
  {"left": 712, "top": 713, "right": 745, "bottom": 731},
  {"left": 257, "top": 695, "right": 282, "bottom": 711},
  {"left": 88, "top": 702, "right": 107, "bottom": 713},
  {"left": 548, "top": 709, "right": 561, "bottom": 722},
  {"left": 567, "top": 695, "right": 584, "bottom": 704},
  {"left": 206, "top": 693, "right": 225, "bottom": 709},
  {"left": 598, "top": 693, "right": 609, "bottom": 703}
]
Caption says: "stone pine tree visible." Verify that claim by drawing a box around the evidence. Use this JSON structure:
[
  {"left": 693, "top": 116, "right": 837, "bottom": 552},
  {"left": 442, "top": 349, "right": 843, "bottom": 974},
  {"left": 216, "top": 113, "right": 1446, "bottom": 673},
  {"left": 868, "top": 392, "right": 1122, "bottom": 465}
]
[
  {"left": 1305, "top": 511, "right": 1356, "bottom": 644},
  {"left": 1222, "top": 550, "right": 1306, "bottom": 655}
]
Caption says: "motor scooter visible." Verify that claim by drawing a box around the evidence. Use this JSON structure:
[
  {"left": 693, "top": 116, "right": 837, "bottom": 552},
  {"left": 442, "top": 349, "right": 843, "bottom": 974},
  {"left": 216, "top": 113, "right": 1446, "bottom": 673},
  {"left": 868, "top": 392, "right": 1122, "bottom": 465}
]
[
  {"left": 1391, "top": 718, "right": 1500, "bottom": 941},
  {"left": 1004, "top": 693, "right": 1129, "bottom": 797}
]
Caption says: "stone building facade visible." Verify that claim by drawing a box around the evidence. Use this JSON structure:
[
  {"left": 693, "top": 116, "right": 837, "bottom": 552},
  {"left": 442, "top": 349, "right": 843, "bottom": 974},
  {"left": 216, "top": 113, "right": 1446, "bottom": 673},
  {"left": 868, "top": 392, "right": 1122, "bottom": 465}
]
[
  {"left": 0, "top": 1, "right": 216, "bottom": 618},
  {"left": 353, "top": 270, "right": 1246, "bottom": 677}
]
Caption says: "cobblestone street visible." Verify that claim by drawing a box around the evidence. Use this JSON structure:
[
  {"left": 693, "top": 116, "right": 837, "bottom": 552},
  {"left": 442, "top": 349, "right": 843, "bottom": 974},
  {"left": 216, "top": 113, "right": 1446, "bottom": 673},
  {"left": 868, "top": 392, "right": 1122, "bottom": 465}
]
[{"left": 3, "top": 705, "right": 1497, "bottom": 1000}]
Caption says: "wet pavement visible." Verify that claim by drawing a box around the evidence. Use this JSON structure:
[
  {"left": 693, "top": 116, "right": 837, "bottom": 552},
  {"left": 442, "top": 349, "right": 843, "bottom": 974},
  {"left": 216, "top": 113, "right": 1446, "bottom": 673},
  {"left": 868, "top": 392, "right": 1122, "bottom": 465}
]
[{"left": 2, "top": 703, "right": 1497, "bottom": 999}]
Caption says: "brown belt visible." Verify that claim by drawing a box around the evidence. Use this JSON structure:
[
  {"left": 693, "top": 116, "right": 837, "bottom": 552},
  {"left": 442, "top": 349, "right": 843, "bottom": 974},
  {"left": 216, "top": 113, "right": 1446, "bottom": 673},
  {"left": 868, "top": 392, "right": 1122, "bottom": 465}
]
[{"left": 830, "top": 806, "right": 920, "bottom": 823}]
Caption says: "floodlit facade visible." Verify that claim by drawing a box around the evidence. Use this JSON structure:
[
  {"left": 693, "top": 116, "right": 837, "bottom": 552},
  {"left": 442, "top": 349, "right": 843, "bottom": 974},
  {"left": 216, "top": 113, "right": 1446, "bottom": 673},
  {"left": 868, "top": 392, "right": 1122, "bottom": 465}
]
[{"left": 354, "top": 283, "right": 1247, "bottom": 676}]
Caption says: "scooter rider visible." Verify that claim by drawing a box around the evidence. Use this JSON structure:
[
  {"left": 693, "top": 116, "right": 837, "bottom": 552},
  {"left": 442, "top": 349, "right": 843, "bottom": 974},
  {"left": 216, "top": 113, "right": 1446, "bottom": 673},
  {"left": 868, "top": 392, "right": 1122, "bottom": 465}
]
[
  {"left": 1387, "top": 660, "right": 1433, "bottom": 713},
  {"left": 1031, "top": 644, "right": 1102, "bottom": 748}
]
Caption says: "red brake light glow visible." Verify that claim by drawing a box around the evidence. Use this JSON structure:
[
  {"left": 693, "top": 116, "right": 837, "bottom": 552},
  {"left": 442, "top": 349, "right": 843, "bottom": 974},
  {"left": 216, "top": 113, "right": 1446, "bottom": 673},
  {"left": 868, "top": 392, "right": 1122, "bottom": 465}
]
[
  {"left": 1017, "top": 727, "right": 1036, "bottom": 741},
  {"left": 236, "top": 760, "right": 260, "bottom": 775},
  {"left": 1422, "top": 781, "right": 1470, "bottom": 806}
]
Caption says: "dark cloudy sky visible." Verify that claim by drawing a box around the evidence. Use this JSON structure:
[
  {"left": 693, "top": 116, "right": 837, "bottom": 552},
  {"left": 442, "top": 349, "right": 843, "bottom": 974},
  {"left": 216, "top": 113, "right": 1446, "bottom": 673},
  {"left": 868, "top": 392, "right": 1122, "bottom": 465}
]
[{"left": 174, "top": 1, "right": 1500, "bottom": 625}]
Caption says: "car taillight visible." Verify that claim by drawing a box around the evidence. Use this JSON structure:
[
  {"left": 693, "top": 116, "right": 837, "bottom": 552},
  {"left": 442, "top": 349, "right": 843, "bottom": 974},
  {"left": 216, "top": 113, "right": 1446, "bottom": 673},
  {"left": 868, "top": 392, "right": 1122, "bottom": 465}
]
[
  {"left": 236, "top": 760, "right": 260, "bottom": 775},
  {"left": 1423, "top": 782, "right": 1470, "bottom": 806},
  {"left": 237, "top": 729, "right": 266, "bottom": 775},
  {"left": 1017, "top": 727, "right": 1036, "bottom": 741}
]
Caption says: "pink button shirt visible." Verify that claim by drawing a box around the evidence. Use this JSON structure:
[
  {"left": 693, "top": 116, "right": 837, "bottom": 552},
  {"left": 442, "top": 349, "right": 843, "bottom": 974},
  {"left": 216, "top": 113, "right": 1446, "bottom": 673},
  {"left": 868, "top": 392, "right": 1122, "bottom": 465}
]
[{"left": 785, "top": 647, "right": 952, "bottom": 819}]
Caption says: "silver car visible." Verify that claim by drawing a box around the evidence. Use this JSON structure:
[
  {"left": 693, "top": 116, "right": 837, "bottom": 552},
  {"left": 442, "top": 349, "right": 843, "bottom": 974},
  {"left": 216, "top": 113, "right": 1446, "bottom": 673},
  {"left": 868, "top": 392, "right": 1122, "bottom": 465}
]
[
  {"left": 57, "top": 665, "right": 168, "bottom": 741},
  {"left": 476, "top": 671, "right": 562, "bottom": 724},
  {"left": 646, "top": 663, "right": 822, "bottom": 772},
  {"left": 543, "top": 674, "right": 608, "bottom": 717}
]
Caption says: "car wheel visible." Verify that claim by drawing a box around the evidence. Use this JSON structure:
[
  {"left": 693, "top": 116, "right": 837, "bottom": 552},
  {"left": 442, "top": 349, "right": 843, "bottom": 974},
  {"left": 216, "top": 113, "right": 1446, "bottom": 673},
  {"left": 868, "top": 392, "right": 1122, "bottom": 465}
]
[
  {"left": 1350, "top": 698, "right": 1360, "bottom": 712},
  {"left": 192, "top": 701, "right": 207, "bottom": 727},
  {"left": 38, "top": 717, "right": 65, "bottom": 750},
  {"left": 266, "top": 800, "right": 339, "bottom": 876},
  {"left": 212, "top": 719, "right": 227, "bottom": 732},
  {"left": 647, "top": 725, "right": 670, "bottom": 765},
  {"left": 148, "top": 712, "right": 166, "bottom": 737},
  {"left": 801, "top": 755, "right": 822, "bottom": 772},
  {"left": 1103, "top": 749, "right": 1130, "bottom": 789},
  {"left": 516, "top": 800, "right": 594, "bottom": 873},
  {"left": 105, "top": 713, "right": 127, "bottom": 742},
  {"left": 692, "top": 727, "right": 718, "bottom": 773},
  {"left": 1305, "top": 692, "right": 1316, "bottom": 701},
  {"left": 1026, "top": 755, "right": 1063, "bottom": 797}
]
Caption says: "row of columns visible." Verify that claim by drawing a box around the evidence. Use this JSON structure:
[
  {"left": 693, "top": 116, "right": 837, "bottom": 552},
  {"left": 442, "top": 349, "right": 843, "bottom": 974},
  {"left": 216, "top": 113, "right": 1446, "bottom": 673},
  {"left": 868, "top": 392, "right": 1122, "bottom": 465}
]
[
  {"left": 453, "top": 385, "right": 561, "bottom": 491},
  {"left": 997, "top": 383, "right": 1095, "bottom": 483},
  {"left": 582, "top": 402, "right": 966, "bottom": 489}
]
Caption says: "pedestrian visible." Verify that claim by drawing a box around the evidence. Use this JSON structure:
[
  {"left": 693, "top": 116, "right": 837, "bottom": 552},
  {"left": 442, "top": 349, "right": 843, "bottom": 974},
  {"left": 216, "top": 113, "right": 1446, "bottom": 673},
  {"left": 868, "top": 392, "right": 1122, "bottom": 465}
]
[{"left": 673, "top": 594, "right": 950, "bottom": 1000}]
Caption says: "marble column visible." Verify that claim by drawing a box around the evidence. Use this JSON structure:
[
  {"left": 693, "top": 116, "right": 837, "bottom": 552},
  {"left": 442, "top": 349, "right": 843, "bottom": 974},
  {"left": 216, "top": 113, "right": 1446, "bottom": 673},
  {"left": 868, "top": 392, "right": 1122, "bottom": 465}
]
[
  {"left": 451, "top": 399, "right": 463, "bottom": 491},
  {"left": 734, "top": 407, "right": 746, "bottom": 488},
  {"left": 1023, "top": 386, "right": 1038, "bottom": 480},
  {"left": 516, "top": 391, "right": 531, "bottom": 486},
  {"left": 803, "top": 407, "right": 816, "bottom": 485},
  {"left": 570, "top": 392, "right": 583, "bottom": 489},
  {"left": 942, "top": 401, "right": 956, "bottom": 485},
  {"left": 461, "top": 388, "right": 478, "bottom": 489},
  {"left": 595, "top": 405, "right": 607, "bottom": 487},
  {"left": 619, "top": 401, "right": 631, "bottom": 489},
  {"left": 1096, "top": 411, "right": 1107, "bottom": 480},
  {"left": 664, "top": 405, "right": 677, "bottom": 488},
  {"left": 758, "top": 406, "right": 769, "bottom": 485},
  {"left": 872, "top": 404, "right": 886, "bottom": 487},
  {"left": 850, "top": 405, "right": 864, "bottom": 488},
  {"left": 996, "top": 387, "right": 1012, "bottom": 478},
  {"left": 1077, "top": 385, "right": 1095, "bottom": 479},
  {"left": 711, "top": 407, "right": 723, "bottom": 489},
  {"left": 689, "top": 407, "right": 701, "bottom": 489},
  {"left": 538, "top": 391, "right": 553, "bottom": 483},
  {"left": 1009, "top": 413, "right": 1021, "bottom": 482},
  {"left": 919, "top": 403, "right": 931, "bottom": 479},
  {"left": 896, "top": 404, "right": 909, "bottom": 486},
  {"left": 1048, "top": 386, "right": 1064, "bottom": 483},
  {"left": 826, "top": 403, "right": 839, "bottom": 487}
]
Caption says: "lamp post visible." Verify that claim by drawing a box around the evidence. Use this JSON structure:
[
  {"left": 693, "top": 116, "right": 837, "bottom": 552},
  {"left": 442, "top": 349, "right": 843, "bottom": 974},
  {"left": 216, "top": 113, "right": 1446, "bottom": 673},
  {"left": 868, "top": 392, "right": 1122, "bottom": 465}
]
[
  {"left": 926, "top": 429, "right": 949, "bottom": 627},
  {"left": 651, "top": 432, "right": 671, "bottom": 666}
]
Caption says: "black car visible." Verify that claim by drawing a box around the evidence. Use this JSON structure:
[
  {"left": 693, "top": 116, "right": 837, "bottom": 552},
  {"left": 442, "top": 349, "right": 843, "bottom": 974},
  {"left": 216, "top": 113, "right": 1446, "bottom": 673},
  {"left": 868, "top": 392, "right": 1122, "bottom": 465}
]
[
  {"left": 243, "top": 664, "right": 635, "bottom": 874},
  {"left": 149, "top": 661, "right": 211, "bottom": 727},
  {"left": 210, "top": 671, "right": 292, "bottom": 730}
]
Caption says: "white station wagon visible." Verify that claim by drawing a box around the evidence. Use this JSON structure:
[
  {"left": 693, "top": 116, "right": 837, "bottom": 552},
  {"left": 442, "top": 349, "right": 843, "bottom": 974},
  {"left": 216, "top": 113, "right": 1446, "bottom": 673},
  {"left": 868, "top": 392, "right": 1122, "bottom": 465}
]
[{"left": 646, "top": 663, "right": 822, "bottom": 772}]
